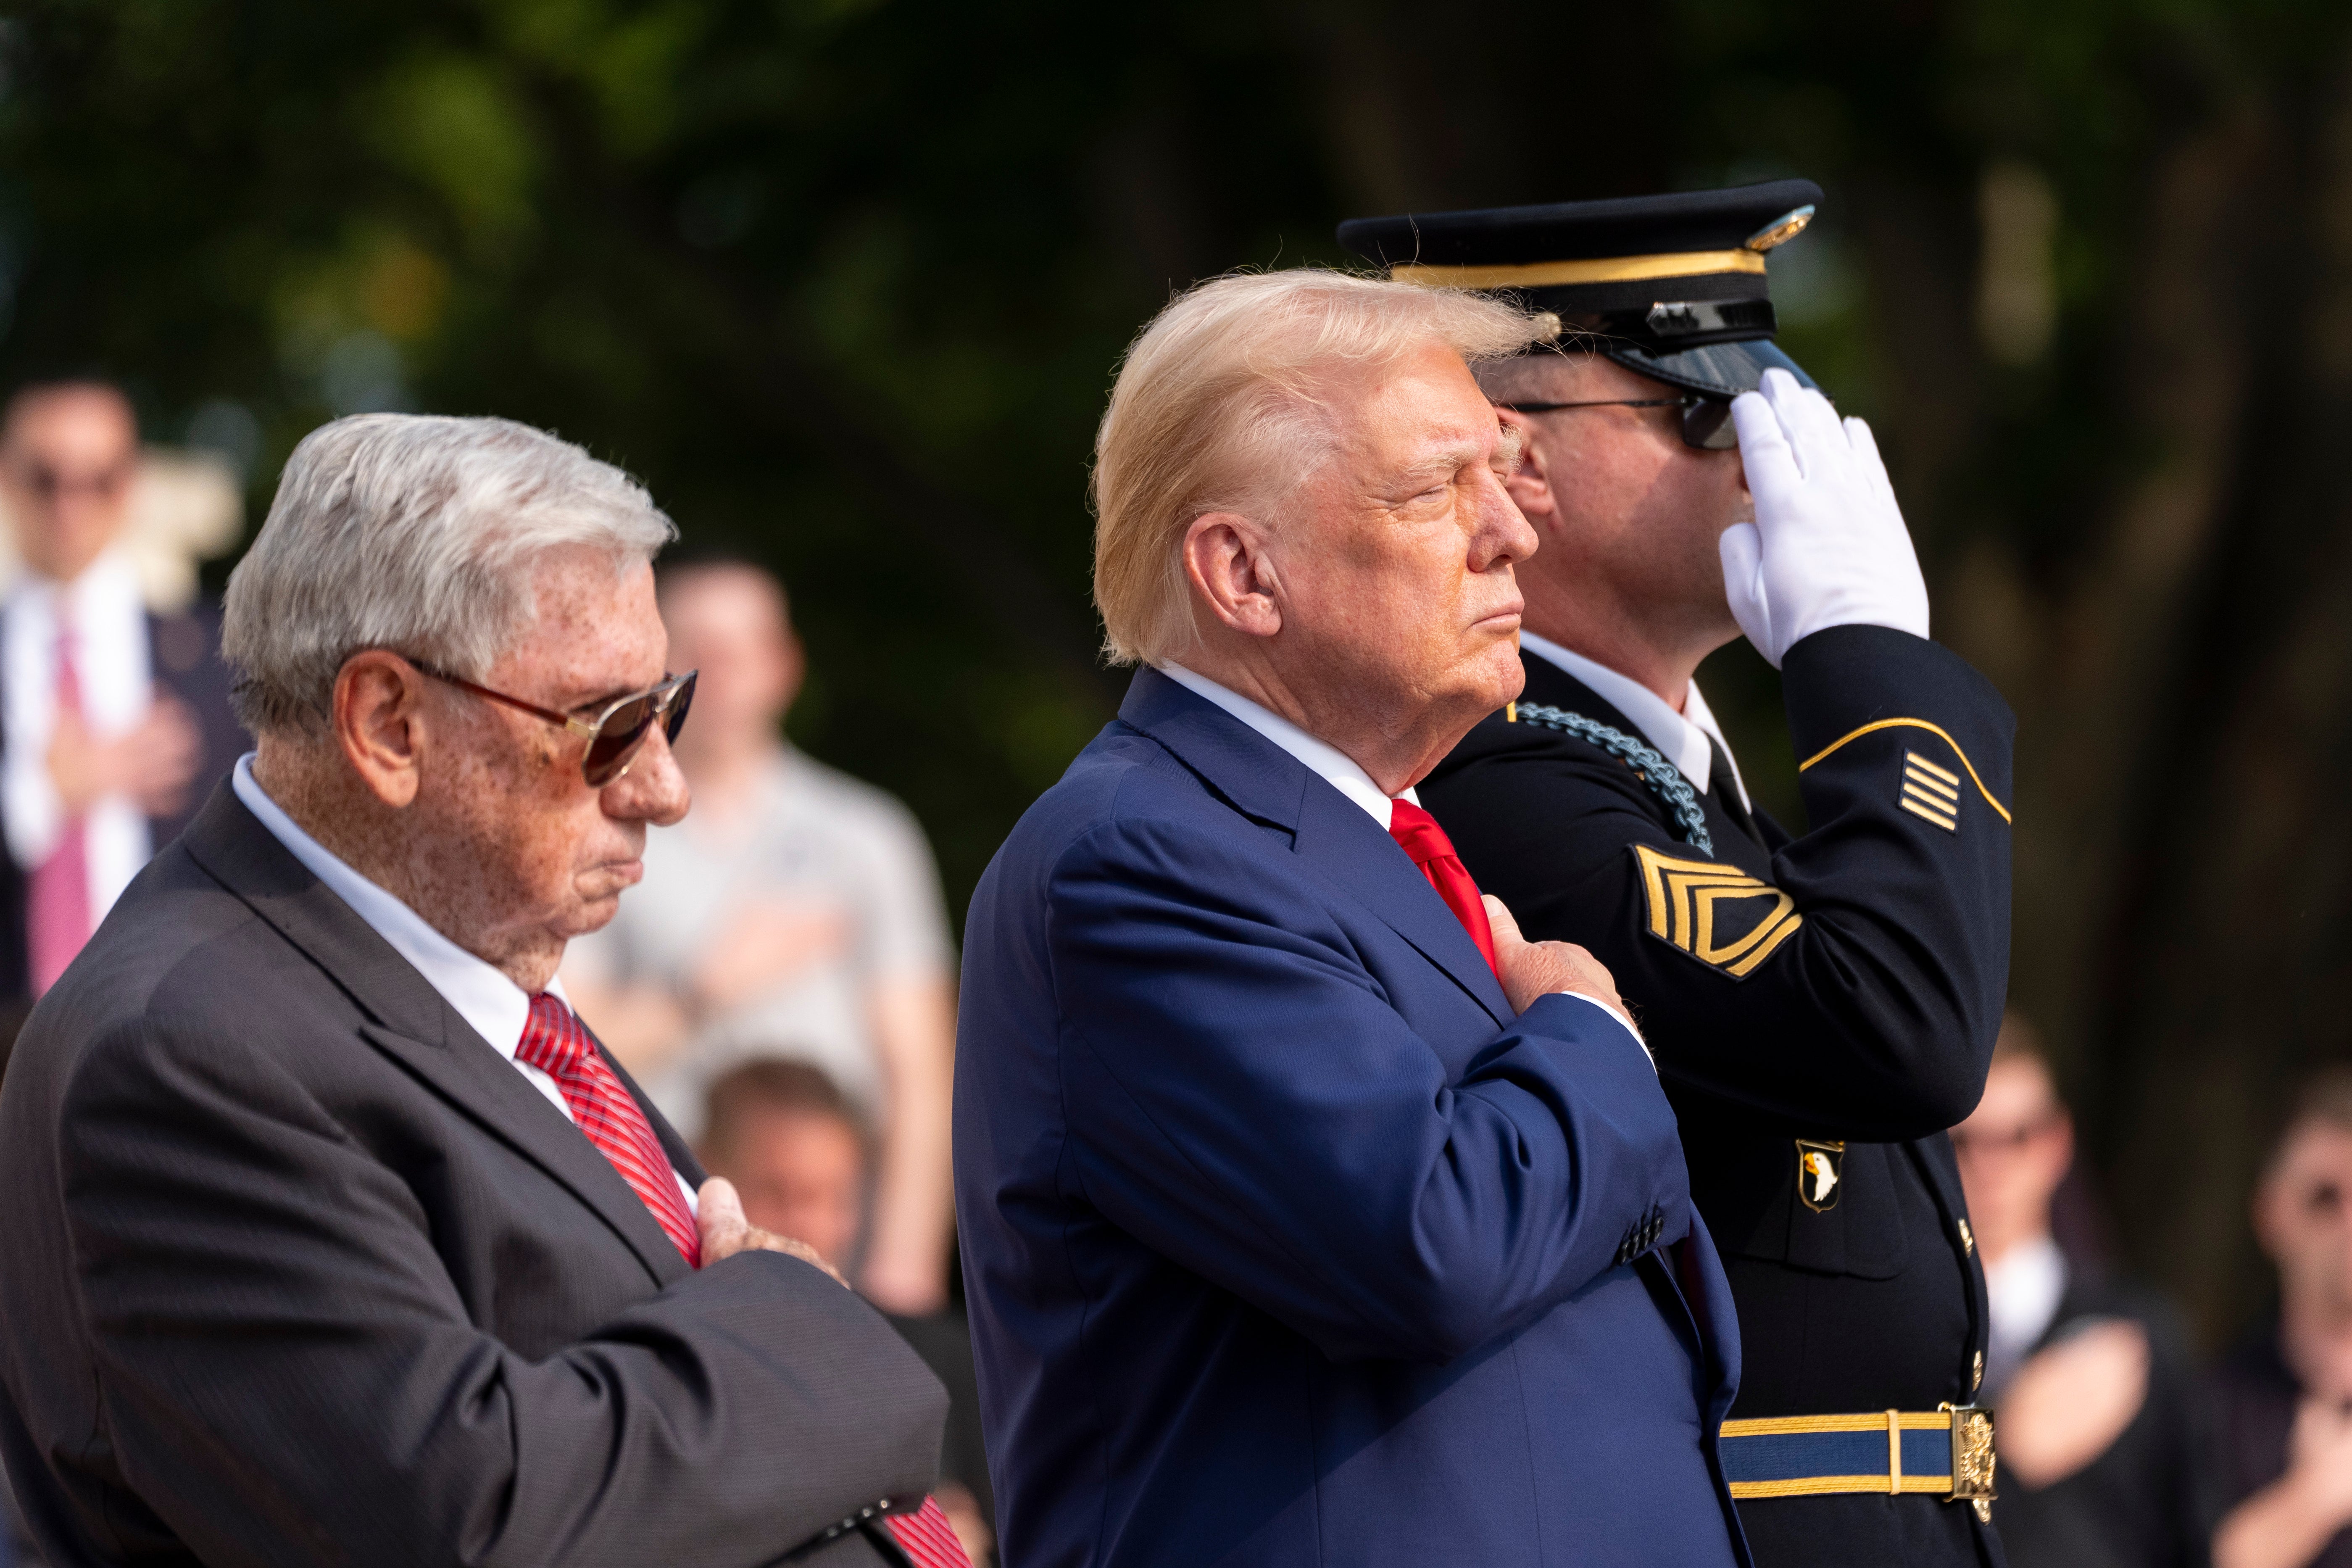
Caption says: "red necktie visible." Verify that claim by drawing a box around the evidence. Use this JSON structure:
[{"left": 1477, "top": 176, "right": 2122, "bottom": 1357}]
[
  {"left": 28, "top": 622, "right": 91, "bottom": 994},
  {"left": 516, "top": 993, "right": 701, "bottom": 1266},
  {"left": 518, "top": 1001, "right": 969, "bottom": 1565},
  {"left": 1388, "top": 799, "right": 1502, "bottom": 983},
  {"left": 885, "top": 1498, "right": 971, "bottom": 1566}
]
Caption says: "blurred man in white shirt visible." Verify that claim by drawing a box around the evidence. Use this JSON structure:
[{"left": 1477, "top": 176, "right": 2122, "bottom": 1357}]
[
  {"left": 0, "top": 383, "right": 242, "bottom": 1015},
  {"left": 565, "top": 559, "right": 956, "bottom": 1315}
]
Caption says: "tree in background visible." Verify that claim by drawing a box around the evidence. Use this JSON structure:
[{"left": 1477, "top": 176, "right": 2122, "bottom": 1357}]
[{"left": 5, "top": 0, "right": 2350, "bottom": 1342}]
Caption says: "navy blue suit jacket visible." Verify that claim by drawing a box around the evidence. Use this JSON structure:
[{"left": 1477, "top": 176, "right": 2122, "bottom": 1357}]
[{"left": 955, "top": 668, "right": 1752, "bottom": 1568}]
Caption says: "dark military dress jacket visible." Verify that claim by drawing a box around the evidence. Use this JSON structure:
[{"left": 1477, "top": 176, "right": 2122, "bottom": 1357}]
[{"left": 1421, "top": 624, "right": 2014, "bottom": 1568}]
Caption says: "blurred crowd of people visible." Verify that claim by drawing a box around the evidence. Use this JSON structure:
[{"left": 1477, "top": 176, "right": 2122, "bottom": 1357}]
[
  {"left": 1950, "top": 1023, "right": 2352, "bottom": 1568},
  {"left": 13, "top": 375, "right": 2352, "bottom": 1568}
]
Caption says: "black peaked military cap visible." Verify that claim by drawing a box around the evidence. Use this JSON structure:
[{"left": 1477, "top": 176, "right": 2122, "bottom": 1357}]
[{"left": 1337, "top": 178, "right": 1824, "bottom": 399}]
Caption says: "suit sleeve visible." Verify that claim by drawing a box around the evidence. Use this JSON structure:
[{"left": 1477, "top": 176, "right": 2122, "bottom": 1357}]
[
  {"left": 1043, "top": 811, "right": 1689, "bottom": 1367},
  {"left": 56, "top": 1016, "right": 947, "bottom": 1568},
  {"left": 1431, "top": 625, "right": 2012, "bottom": 1141}
]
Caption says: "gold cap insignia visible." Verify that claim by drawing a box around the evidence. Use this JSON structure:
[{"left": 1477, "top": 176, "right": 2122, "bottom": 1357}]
[
  {"left": 1796, "top": 1138, "right": 1846, "bottom": 1211},
  {"left": 1744, "top": 205, "right": 1816, "bottom": 253},
  {"left": 1631, "top": 844, "right": 1804, "bottom": 979}
]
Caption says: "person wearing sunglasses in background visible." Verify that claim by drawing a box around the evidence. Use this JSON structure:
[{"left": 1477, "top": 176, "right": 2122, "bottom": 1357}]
[
  {"left": 0, "top": 414, "right": 971, "bottom": 1568},
  {"left": 1949, "top": 1014, "right": 2212, "bottom": 1568},
  {"left": 0, "top": 382, "right": 247, "bottom": 1049},
  {"left": 2210, "top": 1067, "right": 2352, "bottom": 1568},
  {"left": 1347, "top": 184, "right": 2016, "bottom": 1568}
]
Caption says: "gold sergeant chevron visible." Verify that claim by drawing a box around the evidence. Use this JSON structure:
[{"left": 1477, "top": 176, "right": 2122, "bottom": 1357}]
[
  {"left": 1899, "top": 751, "right": 1962, "bottom": 832},
  {"left": 1632, "top": 844, "right": 1805, "bottom": 979}
]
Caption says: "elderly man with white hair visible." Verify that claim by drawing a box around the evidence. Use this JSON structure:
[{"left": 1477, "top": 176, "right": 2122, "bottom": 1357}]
[
  {"left": 0, "top": 415, "right": 971, "bottom": 1568},
  {"left": 956, "top": 271, "right": 1753, "bottom": 1567}
]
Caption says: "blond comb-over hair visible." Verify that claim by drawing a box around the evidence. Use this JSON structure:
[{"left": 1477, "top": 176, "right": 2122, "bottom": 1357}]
[{"left": 1090, "top": 269, "right": 1544, "bottom": 668}]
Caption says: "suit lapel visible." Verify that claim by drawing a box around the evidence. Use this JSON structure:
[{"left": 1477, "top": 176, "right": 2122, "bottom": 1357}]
[
  {"left": 1291, "top": 783, "right": 1514, "bottom": 1026},
  {"left": 180, "top": 783, "right": 693, "bottom": 1287},
  {"left": 1121, "top": 669, "right": 1514, "bottom": 1027},
  {"left": 355, "top": 1022, "right": 693, "bottom": 1287}
]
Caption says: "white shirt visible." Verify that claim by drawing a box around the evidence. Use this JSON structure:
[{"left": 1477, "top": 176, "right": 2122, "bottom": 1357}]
[
  {"left": 232, "top": 755, "right": 696, "bottom": 1213},
  {"left": 1159, "top": 663, "right": 1643, "bottom": 1047},
  {"left": 2, "top": 553, "right": 157, "bottom": 926},
  {"left": 564, "top": 746, "right": 955, "bottom": 1141},
  {"left": 1518, "top": 631, "right": 1751, "bottom": 813},
  {"left": 1985, "top": 1235, "right": 2068, "bottom": 1391}
]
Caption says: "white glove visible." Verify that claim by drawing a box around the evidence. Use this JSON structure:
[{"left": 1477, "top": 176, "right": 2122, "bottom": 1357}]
[{"left": 1717, "top": 368, "right": 1930, "bottom": 668}]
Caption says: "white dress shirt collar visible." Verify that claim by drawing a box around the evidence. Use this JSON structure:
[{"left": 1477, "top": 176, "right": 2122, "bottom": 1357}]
[
  {"left": 1160, "top": 663, "right": 1418, "bottom": 826},
  {"left": 230, "top": 754, "right": 697, "bottom": 1215},
  {"left": 1517, "top": 631, "right": 1751, "bottom": 813},
  {"left": 231, "top": 754, "right": 550, "bottom": 1061}
]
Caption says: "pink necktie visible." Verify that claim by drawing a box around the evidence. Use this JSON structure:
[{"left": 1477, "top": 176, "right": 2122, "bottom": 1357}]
[
  {"left": 1387, "top": 799, "right": 1502, "bottom": 983},
  {"left": 514, "top": 993, "right": 701, "bottom": 1266},
  {"left": 28, "top": 622, "right": 91, "bottom": 994}
]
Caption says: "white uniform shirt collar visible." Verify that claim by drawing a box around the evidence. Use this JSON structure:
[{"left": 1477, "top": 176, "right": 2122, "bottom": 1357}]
[
  {"left": 231, "top": 754, "right": 552, "bottom": 1059},
  {"left": 1518, "top": 632, "right": 1751, "bottom": 813},
  {"left": 1159, "top": 663, "right": 1417, "bottom": 826}
]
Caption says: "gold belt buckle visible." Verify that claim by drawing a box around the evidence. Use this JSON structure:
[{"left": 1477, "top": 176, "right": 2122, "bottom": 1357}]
[{"left": 1941, "top": 1402, "right": 1997, "bottom": 1520}]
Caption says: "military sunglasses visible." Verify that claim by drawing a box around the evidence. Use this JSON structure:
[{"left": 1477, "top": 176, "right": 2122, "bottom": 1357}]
[
  {"left": 408, "top": 659, "right": 698, "bottom": 788},
  {"left": 1492, "top": 394, "right": 1739, "bottom": 451}
]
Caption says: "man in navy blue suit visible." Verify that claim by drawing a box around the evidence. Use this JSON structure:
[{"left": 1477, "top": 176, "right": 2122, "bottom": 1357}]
[{"left": 956, "top": 270, "right": 1751, "bottom": 1567}]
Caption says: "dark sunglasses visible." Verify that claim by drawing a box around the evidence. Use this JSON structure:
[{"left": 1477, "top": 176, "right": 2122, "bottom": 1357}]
[
  {"left": 1948, "top": 1113, "right": 2062, "bottom": 1157},
  {"left": 409, "top": 660, "right": 697, "bottom": 788},
  {"left": 1493, "top": 395, "right": 1739, "bottom": 451},
  {"left": 11, "top": 458, "right": 135, "bottom": 501}
]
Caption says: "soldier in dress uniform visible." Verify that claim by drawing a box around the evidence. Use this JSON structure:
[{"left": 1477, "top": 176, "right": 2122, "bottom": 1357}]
[{"left": 1343, "top": 181, "right": 2015, "bottom": 1568}]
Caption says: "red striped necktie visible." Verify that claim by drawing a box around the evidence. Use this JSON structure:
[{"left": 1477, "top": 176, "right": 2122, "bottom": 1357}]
[
  {"left": 516, "top": 993, "right": 701, "bottom": 1267},
  {"left": 883, "top": 1498, "right": 970, "bottom": 1566},
  {"left": 1387, "top": 799, "right": 1503, "bottom": 983},
  {"left": 518, "top": 996, "right": 969, "bottom": 1564}
]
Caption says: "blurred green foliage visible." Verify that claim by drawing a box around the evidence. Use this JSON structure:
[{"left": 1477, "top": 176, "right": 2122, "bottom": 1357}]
[{"left": 8, "top": 0, "right": 2352, "bottom": 1336}]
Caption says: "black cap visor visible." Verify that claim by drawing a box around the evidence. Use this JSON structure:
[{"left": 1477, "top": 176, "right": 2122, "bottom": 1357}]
[{"left": 1597, "top": 335, "right": 1817, "bottom": 400}]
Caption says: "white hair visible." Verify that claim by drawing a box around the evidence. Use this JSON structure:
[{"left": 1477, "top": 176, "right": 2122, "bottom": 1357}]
[
  {"left": 222, "top": 414, "right": 676, "bottom": 735},
  {"left": 1090, "top": 269, "right": 1544, "bottom": 668}
]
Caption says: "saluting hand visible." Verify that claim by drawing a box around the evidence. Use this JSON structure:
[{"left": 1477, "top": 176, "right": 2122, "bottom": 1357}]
[
  {"left": 1718, "top": 366, "right": 1930, "bottom": 667},
  {"left": 695, "top": 1177, "right": 850, "bottom": 1286}
]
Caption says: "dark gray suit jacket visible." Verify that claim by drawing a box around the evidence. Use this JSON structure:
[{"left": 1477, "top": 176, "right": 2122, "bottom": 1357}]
[{"left": 0, "top": 782, "right": 948, "bottom": 1566}]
